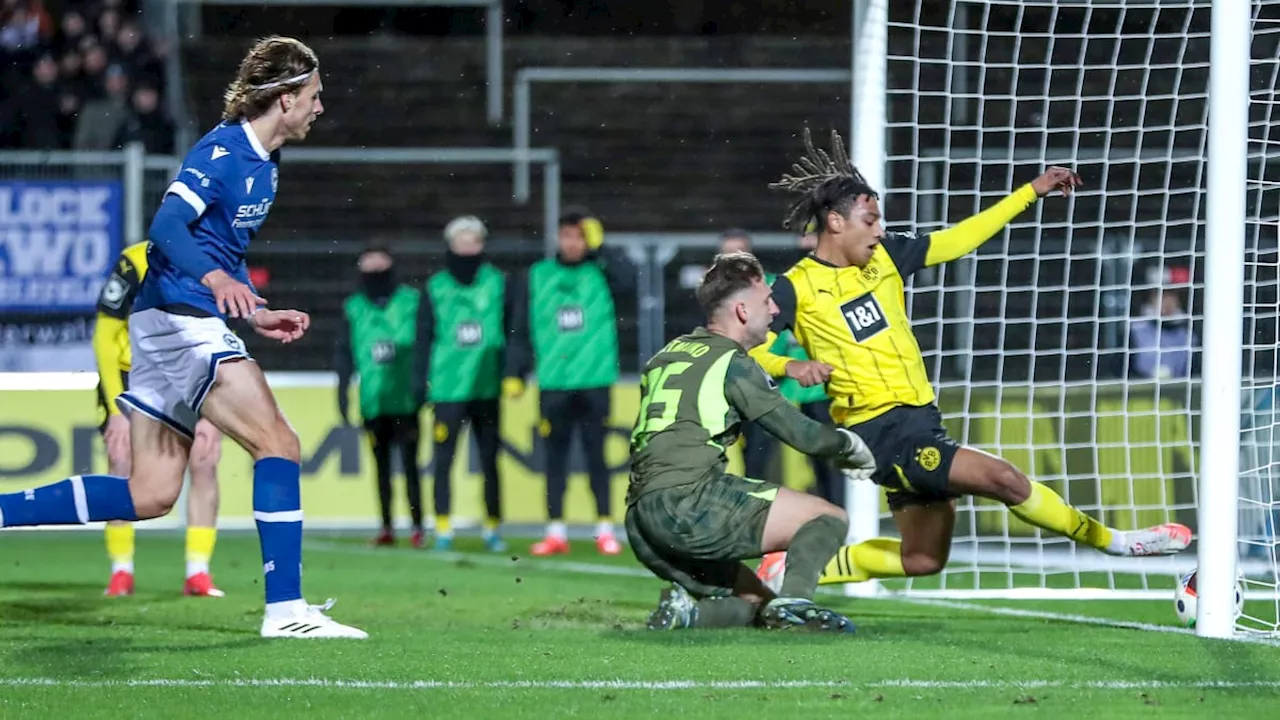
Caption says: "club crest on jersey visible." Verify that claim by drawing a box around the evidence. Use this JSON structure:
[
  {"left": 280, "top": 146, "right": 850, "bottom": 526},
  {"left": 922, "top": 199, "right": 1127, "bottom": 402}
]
[
  {"left": 100, "top": 274, "right": 127, "bottom": 310},
  {"left": 556, "top": 305, "right": 584, "bottom": 332},
  {"left": 371, "top": 340, "right": 396, "bottom": 364},
  {"left": 456, "top": 321, "right": 483, "bottom": 346}
]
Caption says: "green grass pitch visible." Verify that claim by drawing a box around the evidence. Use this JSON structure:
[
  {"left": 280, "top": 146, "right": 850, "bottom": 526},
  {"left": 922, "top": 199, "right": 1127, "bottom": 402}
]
[{"left": 1, "top": 531, "right": 1278, "bottom": 719}]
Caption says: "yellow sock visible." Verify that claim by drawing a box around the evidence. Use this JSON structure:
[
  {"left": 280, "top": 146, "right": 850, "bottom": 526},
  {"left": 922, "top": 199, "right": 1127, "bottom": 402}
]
[
  {"left": 436, "top": 517, "right": 452, "bottom": 535},
  {"left": 483, "top": 517, "right": 500, "bottom": 533},
  {"left": 105, "top": 523, "right": 135, "bottom": 571},
  {"left": 819, "top": 538, "right": 906, "bottom": 584},
  {"left": 1009, "top": 480, "right": 1114, "bottom": 551},
  {"left": 185, "top": 527, "right": 217, "bottom": 576}
]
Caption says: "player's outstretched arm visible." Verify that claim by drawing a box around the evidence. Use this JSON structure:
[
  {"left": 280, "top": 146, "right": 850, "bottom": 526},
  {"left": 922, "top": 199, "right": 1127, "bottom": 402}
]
[
  {"left": 725, "top": 352, "right": 868, "bottom": 470},
  {"left": 923, "top": 166, "right": 1083, "bottom": 267}
]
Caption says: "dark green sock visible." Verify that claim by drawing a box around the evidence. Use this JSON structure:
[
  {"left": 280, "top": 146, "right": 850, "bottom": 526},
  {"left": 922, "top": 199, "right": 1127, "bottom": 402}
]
[
  {"left": 691, "top": 597, "right": 758, "bottom": 628},
  {"left": 780, "top": 514, "right": 849, "bottom": 599}
]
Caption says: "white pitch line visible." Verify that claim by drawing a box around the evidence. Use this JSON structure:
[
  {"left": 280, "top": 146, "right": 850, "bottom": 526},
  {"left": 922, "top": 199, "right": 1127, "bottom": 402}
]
[
  {"left": 302, "top": 541, "right": 1280, "bottom": 646},
  {"left": 2, "top": 677, "right": 1280, "bottom": 692}
]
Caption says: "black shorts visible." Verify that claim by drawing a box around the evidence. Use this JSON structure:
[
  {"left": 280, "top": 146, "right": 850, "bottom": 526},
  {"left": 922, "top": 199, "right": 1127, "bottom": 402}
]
[
  {"left": 95, "top": 370, "right": 130, "bottom": 435},
  {"left": 363, "top": 413, "right": 421, "bottom": 446},
  {"left": 539, "top": 386, "right": 610, "bottom": 434},
  {"left": 432, "top": 398, "right": 500, "bottom": 441},
  {"left": 847, "top": 404, "right": 960, "bottom": 511}
]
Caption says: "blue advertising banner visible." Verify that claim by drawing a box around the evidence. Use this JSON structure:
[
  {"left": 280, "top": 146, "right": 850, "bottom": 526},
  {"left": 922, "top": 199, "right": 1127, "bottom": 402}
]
[{"left": 0, "top": 181, "right": 123, "bottom": 313}]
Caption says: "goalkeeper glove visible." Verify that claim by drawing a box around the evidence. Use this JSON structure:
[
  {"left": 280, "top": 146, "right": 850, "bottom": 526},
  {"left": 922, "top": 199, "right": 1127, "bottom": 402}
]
[
  {"left": 581, "top": 217, "right": 605, "bottom": 251},
  {"left": 834, "top": 428, "right": 876, "bottom": 482}
]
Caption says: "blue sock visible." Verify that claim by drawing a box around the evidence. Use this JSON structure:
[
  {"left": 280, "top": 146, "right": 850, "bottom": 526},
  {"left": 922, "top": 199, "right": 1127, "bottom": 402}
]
[
  {"left": 0, "top": 475, "right": 137, "bottom": 528},
  {"left": 253, "top": 457, "right": 303, "bottom": 606}
]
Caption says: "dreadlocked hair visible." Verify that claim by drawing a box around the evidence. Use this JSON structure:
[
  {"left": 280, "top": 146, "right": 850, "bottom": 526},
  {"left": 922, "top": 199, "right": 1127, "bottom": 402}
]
[{"left": 770, "top": 127, "right": 879, "bottom": 233}]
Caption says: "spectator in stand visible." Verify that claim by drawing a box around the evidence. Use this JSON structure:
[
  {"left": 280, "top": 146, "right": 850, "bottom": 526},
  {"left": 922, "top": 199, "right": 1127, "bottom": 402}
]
[
  {"left": 96, "top": 7, "right": 120, "bottom": 47},
  {"left": 80, "top": 40, "right": 108, "bottom": 97},
  {"left": 56, "top": 8, "right": 86, "bottom": 54},
  {"left": 1, "top": 0, "right": 53, "bottom": 58},
  {"left": 115, "top": 82, "right": 173, "bottom": 153},
  {"left": 7, "top": 52, "right": 63, "bottom": 148},
  {"left": 1127, "top": 266, "right": 1198, "bottom": 380},
  {"left": 0, "top": 0, "right": 173, "bottom": 152},
  {"left": 75, "top": 62, "right": 130, "bottom": 149},
  {"left": 113, "top": 18, "right": 163, "bottom": 90}
]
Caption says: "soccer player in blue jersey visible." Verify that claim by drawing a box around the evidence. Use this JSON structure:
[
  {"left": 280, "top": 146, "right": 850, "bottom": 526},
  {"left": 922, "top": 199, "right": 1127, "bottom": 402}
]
[{"left": 0, "top": 36, "right": 366, "bottom": 639}]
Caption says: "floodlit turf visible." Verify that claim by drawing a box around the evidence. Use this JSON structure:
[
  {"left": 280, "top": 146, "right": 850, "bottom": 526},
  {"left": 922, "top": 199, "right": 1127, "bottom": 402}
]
[{"left": 1, "top": 531, "right": 1279, "bottom": 719}]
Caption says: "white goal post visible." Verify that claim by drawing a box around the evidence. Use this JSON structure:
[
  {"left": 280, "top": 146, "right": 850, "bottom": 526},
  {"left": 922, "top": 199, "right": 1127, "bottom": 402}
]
[{"left": 848, "top": 0, "right": 1280, "bottom": 638}]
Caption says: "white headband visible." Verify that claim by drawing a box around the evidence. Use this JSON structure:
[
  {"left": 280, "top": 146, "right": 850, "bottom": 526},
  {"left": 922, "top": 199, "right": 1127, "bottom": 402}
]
[{"left": 249, "top": 70, "right": 315, "bottom": 91}]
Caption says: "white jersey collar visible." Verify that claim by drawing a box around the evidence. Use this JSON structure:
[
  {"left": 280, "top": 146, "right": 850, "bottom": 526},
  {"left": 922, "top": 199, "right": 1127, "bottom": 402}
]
[{"left": 240, "top": 119, "right": 271, "bottom": 161}]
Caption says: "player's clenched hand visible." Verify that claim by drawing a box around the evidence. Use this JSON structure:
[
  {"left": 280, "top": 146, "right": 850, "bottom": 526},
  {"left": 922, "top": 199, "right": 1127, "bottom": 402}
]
[
  {"left": 785, "top": 360, "right": 833, "bottom": 387},
  {"left": 202, "top": 269, "right": 267, "bottom": 318},
  {"left": 1030, "top": 166, "right": 1084, "bottom": 198},
  {"left": 834, "top": 428, "right": 876, "bottom": 482},
  {"left": 251, "top": 309, "right": 310, "bottom": 343}
]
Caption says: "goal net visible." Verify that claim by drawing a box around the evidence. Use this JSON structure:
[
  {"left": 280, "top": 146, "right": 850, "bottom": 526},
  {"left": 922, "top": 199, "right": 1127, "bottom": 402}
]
[{"left": 869, "top": 0, "right": 1280, "bottom": 612}]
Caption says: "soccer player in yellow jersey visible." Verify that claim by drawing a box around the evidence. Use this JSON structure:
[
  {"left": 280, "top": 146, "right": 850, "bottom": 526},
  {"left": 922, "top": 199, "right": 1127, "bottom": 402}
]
[
  {"left": 750, "top": 130, "right": 1191, "bottom": 588},
  {"left": 93, "top": 241, "right": 225, "bottom": 597}
]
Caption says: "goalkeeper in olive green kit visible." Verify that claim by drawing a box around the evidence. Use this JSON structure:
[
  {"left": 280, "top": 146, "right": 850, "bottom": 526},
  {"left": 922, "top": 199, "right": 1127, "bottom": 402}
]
[
  {"left": 336, "top": 246, "right": 427, "bottom": 548},
  {"left": 628, "top": 252, "right": 876, "bottom": 633},
  {"left": 416, "top": 215, "right": 528, "bottom": 552},
  {"left": 505, "top": 209, "right": 636, "bottom": 556}
]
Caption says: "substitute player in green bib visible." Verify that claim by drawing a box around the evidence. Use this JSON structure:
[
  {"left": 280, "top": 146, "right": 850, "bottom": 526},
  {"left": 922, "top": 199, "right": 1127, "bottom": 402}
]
[
  {"left": 336, "top": 245, "right": 425, "bottom": 548},
  {"left": 628, "top": 252, "right": 876, "bottom": 633},
  {"left": 506, "top": 209, "right": 635, "bottom": 557},
  {"left": 767, "top": 323, "right": 841, "bottom": 505},
  {"left": 766, "top": 228, "right": 841, "bottom": 506},
  {"left": 416, "top": 215, "right": 526, "bottom": 552}
]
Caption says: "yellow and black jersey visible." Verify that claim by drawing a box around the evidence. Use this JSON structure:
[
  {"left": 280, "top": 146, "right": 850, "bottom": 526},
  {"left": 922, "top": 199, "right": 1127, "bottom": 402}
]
[
  {"left": 93, "top": 241, "right": 150, "bottom": 418},
  {"left": 766, "top": 234, "right": 934, "bottom": 425},
  {"left": 750, "top": 184, "right": 1040, "bottom": 426}
]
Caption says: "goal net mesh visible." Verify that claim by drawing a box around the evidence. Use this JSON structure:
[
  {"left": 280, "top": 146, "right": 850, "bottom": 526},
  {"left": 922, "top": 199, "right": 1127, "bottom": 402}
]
[
  {"left": 1239, "top": 2, "right": 1280, "bottom": 634},
  {"left": 881, "top": 0, "right": 1278, "bottom": 606}
]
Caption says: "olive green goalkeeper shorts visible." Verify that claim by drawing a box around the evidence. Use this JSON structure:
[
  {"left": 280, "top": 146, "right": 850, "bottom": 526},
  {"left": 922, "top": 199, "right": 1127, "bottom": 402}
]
[{"left": 624, "top": 474, "right": 777, "bottom": 599}]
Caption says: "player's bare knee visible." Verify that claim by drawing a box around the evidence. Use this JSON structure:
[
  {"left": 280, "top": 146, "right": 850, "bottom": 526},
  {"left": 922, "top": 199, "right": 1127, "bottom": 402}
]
[
  {"left": 188, "top": 432, "right": 221, "bottom": 475},
  {"left": 130, "top": 477, "right": 183, "bottom": 520},
  {"left": 902, "top": 551, "right": 946, "bottom": 577},
  {"left": 107, "top": 453, "right": 131, "bottom": 478},
  {"left": 259, "top": 422, "right": 301, "bottom": 462},
  {"left": 821, "top": 503, "right": 849, "bottom": 526}
]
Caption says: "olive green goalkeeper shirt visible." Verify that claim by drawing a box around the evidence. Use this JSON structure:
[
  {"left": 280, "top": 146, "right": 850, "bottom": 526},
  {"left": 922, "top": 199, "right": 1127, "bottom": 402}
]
[{"left": 627, "top": 327, "right": 851, "bottom": 504}]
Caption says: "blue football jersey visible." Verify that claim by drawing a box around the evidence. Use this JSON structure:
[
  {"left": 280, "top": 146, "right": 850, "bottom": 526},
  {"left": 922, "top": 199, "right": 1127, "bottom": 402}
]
[{"left": 134, "top": 119, "right": 279, "bottom": 317}]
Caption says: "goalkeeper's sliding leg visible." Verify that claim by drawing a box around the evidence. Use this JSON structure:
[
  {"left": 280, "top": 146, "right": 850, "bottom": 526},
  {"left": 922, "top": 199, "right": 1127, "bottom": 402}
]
[{"left": 756, "top": 405, "right": 1190, "bottom": 588}]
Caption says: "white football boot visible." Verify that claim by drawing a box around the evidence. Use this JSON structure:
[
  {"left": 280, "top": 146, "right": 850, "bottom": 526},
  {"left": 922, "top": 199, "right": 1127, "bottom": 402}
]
[
  {"left": 260, "top": 598, "right": 368, "bottom": 639},
  {"left": 1110, "top": 522, "right": 1193, "bottom": 557}
]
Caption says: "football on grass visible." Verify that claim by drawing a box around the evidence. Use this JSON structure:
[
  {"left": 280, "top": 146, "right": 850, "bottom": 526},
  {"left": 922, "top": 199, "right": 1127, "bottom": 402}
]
[{"left": 1174, "top": 568, "right": 1245, "bottom": 628}]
